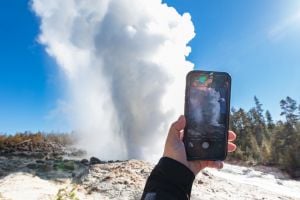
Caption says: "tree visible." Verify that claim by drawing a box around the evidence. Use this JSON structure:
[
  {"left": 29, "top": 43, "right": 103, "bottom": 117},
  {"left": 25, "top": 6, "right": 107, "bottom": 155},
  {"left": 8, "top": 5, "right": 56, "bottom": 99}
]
[
  {"left": 230, "top": 108, "right": 260, "bottom": 161},
  {"left": 254, "top": 96, "right": 265, "bottom": 125},
  {"left": 265, "top": 110, "right": 274, "bottom": 130},
  {"left": 280, "top": 96, "right": 299, "bottom": 127},
  {"left": 277, "top": 97, "right": 300, "bottom": 174},
  {"left": 229, "top": 96, "right": 300, "bottom": 177}
]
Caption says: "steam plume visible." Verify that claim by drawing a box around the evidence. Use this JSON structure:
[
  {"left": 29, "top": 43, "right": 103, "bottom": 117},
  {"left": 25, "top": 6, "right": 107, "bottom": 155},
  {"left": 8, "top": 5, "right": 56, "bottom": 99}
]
[{"left": 32, "top": 0, "right": 195, "bottom": 160}]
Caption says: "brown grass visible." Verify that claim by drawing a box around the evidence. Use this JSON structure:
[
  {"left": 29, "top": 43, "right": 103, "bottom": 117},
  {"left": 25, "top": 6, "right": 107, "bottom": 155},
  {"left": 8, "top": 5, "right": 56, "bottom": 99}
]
[{"left": 0, "top": 132, "right": 75, "bottom": 149}]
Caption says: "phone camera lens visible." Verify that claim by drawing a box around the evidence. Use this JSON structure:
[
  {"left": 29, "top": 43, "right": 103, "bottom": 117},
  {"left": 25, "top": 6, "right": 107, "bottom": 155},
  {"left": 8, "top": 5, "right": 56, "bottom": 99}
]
[{"left": 202, "top": 142, "right": 210, "bottom": 149}]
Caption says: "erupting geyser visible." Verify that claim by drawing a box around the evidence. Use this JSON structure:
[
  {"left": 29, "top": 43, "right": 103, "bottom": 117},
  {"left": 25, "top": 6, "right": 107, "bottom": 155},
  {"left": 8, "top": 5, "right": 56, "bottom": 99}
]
[{"left": 32, "top": 0, "right": 195, "bottom": 160}]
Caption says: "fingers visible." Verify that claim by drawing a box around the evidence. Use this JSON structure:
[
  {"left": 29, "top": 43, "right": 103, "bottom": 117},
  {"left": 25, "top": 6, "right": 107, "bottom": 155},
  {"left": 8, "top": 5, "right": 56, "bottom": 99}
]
[
  {"left": 207, "top": 161, "right": 223, "bottom": 169},
  {"left": 228, "top": 142, "right": 236, "bottom": 152},
  {"left": 228, "top": 131, "right": 236, "bottom": 142},
  {"left": 191, "top": 161, "right": 223, "bottom": 171},
  {"left": 227, "top": 131, "right": 237, "bottom": 152}
]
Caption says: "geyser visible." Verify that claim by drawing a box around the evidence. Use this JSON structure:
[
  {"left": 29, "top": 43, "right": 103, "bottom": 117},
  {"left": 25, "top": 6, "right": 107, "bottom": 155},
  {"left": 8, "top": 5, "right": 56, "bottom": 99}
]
[{"left": 32, "top": 0, "right": 195, "bottom": 160}]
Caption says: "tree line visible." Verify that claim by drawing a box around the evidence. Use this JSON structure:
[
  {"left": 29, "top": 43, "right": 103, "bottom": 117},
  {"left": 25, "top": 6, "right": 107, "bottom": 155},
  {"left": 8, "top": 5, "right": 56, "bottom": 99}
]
[{"left": 228, "top": 96, "right": 300, "bottom": 177}]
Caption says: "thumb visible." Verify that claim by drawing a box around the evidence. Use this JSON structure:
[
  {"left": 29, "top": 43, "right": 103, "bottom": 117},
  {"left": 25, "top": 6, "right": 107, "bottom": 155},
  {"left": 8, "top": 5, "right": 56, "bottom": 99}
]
[{"left": 169, "top": 115, "right": 186, "bottom": 136}]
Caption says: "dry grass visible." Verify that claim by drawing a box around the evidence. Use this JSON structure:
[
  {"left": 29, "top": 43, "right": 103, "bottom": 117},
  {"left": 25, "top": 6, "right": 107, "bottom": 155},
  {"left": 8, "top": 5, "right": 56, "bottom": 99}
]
[{"left": 0, "top": 132, "right": 75, "bottom": 149}]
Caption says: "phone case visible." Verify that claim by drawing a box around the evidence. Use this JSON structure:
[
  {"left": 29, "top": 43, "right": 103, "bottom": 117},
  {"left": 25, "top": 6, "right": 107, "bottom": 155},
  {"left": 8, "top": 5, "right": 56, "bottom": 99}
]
[{"left": 183, "top": 70, "right": 231, "bottom": 161}]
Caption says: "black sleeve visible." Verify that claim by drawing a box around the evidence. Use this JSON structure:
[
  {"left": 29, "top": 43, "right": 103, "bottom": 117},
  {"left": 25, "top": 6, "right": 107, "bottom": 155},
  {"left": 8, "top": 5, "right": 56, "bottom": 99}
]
[{"left": 141, "top": 157, "right": 195, "bottom": 200}]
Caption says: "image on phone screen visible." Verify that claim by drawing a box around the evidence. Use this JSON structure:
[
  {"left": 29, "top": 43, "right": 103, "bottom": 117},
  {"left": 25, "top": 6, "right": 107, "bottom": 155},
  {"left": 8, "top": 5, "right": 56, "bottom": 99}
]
[{"left": 184, "top": 71, "right": 231, "bottom": 160}]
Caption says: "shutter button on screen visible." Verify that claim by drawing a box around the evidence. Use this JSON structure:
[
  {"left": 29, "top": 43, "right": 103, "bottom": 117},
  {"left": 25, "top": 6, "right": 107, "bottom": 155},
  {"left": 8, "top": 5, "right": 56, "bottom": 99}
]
[{"left": 202, "top": 142, "right": 210, "bottom": 149}]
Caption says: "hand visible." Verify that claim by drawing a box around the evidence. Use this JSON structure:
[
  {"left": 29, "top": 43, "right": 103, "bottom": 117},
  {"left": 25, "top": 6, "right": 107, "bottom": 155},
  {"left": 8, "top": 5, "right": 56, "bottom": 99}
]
[{"left": 163, "top": 115, "right": 237, "bottom": 175}]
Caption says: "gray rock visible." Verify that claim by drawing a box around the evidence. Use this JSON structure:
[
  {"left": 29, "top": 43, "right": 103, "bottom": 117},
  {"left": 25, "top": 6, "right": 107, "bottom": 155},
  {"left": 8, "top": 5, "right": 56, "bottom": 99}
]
[
  {"left": 27, "top": 163, "right": 39, "bottom": 169},
  {"left": 81, "top": 159, "right": 89, "bottom": 166},
  {"left": 90, "top": 157, "right": 105, "bottom": 165},
  {"left": 36, "top": 160, "right": 45, "bottom": 164}
]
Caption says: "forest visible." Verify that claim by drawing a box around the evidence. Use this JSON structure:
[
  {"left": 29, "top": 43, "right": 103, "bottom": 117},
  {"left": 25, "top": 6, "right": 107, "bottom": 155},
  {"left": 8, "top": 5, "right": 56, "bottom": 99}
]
[{"left": 229, "top": 96, "right": 300, "bottom": 177}]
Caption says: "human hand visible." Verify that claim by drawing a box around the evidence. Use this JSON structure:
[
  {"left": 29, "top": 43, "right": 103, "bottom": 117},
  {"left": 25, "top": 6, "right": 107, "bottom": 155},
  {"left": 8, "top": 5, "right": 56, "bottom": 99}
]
[{"left": 163, "top": 115, "right": 237, "bottom": 175}]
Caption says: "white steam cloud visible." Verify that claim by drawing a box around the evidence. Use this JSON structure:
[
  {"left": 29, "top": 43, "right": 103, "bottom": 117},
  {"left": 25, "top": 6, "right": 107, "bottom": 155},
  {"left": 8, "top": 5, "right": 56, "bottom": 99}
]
[{"left": 32, "top": 0, "right": 195, "bottom": 160}]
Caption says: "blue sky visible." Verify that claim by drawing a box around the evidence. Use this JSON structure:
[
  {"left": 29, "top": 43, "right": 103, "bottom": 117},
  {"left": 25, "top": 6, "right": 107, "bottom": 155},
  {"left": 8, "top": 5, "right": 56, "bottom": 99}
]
[
  {"left": 1, "top": 0, "right": 300, "bottom": 133},
  {"left": 164, "top": 0, "right": 300, "bottom": 119},
  {"left": 0, "top": 0, "right": 62, "bottom": 133}
]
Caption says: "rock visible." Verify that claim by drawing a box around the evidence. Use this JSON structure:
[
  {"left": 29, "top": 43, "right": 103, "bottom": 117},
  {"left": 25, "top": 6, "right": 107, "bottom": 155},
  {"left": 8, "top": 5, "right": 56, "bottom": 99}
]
[
  {"left": 72, "top": 166, "right": 89, "bottom": 181},
  {"left": 90, "top": 157, "right": 105, "bottom": 165},
  {"left": 36, "top": 160, "right": 45, "bottom": 164},
  {"left": 202, "top": 171, "right": 210, "bottom": 177},
  {"left": 290, "top": 168, "right": 300, "bottom": 178},
  {"left": 102, "top": 176, "right": 112, "bottom": 181},
  {"left": 80, "top": 159, "right": 89, "bottom": 166},
  {"left": 0, "top": 170, "right": 6, "bottom": 177},
  {"left": 27, "top": 163, "right": 39, "bottom": 169},
  {"left": 39, "top": 163, "right": 53, "bottom": 172},
  {"left": 277, "top": 180, "right": 283, "bottom": 185}
]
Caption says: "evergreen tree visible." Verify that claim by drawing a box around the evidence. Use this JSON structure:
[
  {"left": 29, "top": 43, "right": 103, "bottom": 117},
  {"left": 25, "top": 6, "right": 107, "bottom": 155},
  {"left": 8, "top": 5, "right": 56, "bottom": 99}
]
[
  {"left": 265, "top": 110, "right": 274, "bottom": 130},
  {"left": 229, "top": 96, "right": 300, "bottom": 177},
  {"left": 254, "top": 96, "right": 265, "bottom": 125},
  {"left": 230, "top": 108, "right": 260, "bottom": 161},
  {"left": 277, "top": 97, "right": 300, "bottom": 174},
  {"left": 280, "top": 96, "right": 299, "bottom": 126},
  {"left": 248, "top": 107, "right": 265, "bottom": 147}
]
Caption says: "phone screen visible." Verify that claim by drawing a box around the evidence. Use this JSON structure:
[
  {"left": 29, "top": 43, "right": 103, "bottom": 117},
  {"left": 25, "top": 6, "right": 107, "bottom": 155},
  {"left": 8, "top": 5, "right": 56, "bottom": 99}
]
[{"left": 184, "top": 71, "right": 231, "bottom": 160}]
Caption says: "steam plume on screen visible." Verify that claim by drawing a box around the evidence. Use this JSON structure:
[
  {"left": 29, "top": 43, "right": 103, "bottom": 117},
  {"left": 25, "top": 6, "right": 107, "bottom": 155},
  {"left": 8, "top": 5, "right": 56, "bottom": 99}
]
[{"left": 32, "top": 0, "right": 195, "bottom": 160}]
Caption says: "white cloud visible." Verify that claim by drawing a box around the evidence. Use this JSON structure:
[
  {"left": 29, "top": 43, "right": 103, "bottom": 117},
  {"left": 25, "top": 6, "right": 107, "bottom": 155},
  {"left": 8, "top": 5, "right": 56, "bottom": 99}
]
[{"left": 32, "top": 0, "right": 195, "bottom": 160}]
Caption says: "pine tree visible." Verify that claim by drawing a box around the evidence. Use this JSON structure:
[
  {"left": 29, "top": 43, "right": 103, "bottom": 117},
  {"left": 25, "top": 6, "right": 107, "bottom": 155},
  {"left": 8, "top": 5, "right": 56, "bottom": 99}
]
[
  {"left": 278, "top": 97, "right": 300, "bottom": 174},
  {"left": 230, "top": 108, "right": 259, "bottom": 161},
  {"left": 228, "top": 96, "right": 300, "bottom": 177},
  {"left": 254, "top": 96, "right": 265, "bottom": 125},
  {"left": 280, "top": 96, "right": 299, "bottom": 127},
  {"left": 265, "top": 110, "right": 274, "bottom": 130}
]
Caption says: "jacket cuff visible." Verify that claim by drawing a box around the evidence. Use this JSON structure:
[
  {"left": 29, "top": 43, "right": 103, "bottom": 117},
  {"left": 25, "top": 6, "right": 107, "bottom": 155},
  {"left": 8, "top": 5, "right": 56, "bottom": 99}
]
[{"left": 155, "top": 157, "right": 195, "bottom": 194}]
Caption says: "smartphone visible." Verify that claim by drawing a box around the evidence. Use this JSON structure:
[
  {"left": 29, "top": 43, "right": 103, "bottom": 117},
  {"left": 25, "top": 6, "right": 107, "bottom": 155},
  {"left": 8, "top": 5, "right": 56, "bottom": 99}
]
[{"left": 183, "top": 70, "right": 231, "bottom": 161}]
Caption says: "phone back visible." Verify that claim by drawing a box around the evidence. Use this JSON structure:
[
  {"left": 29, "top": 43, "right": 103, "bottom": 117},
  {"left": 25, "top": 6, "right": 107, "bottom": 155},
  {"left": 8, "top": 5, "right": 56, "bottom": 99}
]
[{"left": 183, "top": 70, "right": 231, "bottom": 161}]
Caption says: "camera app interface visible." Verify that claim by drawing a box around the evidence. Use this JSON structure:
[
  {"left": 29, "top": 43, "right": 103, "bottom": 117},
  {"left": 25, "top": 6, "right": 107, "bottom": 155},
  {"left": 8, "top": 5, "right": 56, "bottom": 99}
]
[{"left": 185, "top": 72, "right": 230, "bottom": 158}]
